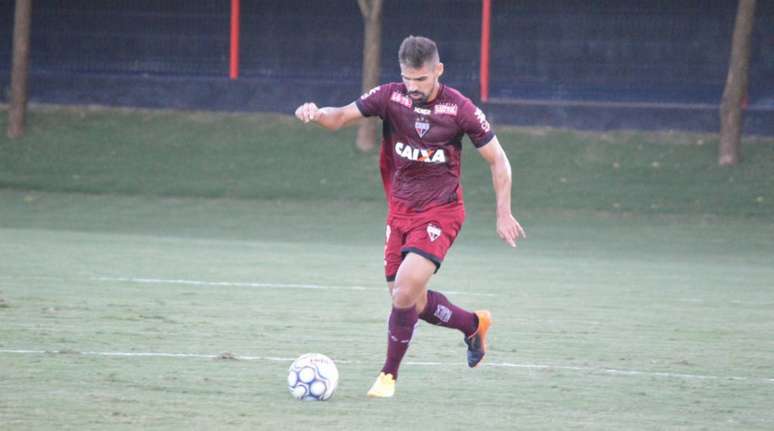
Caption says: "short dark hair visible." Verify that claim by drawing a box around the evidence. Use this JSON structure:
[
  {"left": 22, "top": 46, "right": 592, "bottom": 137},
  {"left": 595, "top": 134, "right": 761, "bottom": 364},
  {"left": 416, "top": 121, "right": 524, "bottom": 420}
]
[{"left": 398, "top": 36, "right": 439, "bottom": 69}]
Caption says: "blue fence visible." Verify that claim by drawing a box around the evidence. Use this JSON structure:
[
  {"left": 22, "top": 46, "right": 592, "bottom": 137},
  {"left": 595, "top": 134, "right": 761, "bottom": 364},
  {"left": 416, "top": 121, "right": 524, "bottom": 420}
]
[
  {"left": 1, "top": 0, "right": 772, "bottom": 133},
  {"left": 490, "top": 1, "right": 772, "bottom": 107}
]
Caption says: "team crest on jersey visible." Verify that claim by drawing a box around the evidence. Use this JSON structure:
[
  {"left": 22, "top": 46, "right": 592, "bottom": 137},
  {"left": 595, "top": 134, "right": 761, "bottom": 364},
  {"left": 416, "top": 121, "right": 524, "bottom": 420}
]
[
  {"left": 415, "top": 118, "right": 431, "bottom": 138},
  {"left": 427, "top": 224, "right": 442, "bottom": 242}
]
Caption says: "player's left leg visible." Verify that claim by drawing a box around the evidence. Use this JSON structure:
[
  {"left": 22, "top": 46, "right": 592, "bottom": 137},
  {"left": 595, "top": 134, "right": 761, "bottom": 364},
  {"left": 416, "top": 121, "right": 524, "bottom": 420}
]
[
  {"left": 368, "top": 252, "right": 435, "bottom": 398},
  {"left": 399, "top": 206, "right": 490, "bottom": 368},
  {"left": 418, "top": 290, "right": 477, "bottom": 336},
  {"left": 389, "top": 281, "right": 480, "bottom": 343},
  {"left": 418, "top": 290, "right": 491, "bottom": 368}
]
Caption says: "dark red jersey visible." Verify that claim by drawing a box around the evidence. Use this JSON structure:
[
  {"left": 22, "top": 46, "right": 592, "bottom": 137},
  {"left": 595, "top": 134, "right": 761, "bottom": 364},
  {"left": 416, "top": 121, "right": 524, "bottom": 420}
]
[{"left": 355, "top": 82, "right": 495, "bottom": 214}]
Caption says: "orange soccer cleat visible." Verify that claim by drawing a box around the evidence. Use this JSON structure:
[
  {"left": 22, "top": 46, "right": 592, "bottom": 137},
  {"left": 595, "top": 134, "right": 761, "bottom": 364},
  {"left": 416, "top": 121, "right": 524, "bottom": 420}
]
[{"left": 464, "top": 310, "right": 492, "bottom": 368}]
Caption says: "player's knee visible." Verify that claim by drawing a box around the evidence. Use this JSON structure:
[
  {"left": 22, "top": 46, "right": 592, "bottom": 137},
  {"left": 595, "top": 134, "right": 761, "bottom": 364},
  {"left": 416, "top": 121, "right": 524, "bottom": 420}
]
[{"left": 391, "top": 283, "right": 417, "bottom": 308}]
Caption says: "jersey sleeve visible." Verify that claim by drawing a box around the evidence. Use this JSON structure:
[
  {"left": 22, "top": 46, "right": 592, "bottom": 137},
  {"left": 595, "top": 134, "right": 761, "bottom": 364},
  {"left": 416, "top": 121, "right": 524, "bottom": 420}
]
[
  {"left": 355, "top": 84, "right": 390, "bottom": 119},
  {"left": 458, "top": 99, "right": 495, "bottom": 148}
]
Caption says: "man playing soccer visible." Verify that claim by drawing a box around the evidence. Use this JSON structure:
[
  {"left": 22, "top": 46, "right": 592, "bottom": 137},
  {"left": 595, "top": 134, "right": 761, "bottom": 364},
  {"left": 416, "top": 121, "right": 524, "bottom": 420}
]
[{"left": 295, "top": 36, "right": 525, "bottom": 398}]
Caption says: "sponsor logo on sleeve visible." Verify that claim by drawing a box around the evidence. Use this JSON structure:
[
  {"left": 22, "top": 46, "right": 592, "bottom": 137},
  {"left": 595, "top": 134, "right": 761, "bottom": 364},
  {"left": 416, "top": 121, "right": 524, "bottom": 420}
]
[
  {"left": 474, "top": 107, "right": 491, "bottom": 133},
  {"left": 360, "top": 86, "right": 381, "bottom": 100}
]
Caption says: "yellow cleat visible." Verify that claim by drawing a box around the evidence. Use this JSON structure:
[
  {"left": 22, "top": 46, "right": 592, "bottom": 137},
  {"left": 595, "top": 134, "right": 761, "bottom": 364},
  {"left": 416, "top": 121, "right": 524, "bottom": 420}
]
[{"left": 367, "top": 372, "right": 396, "bottom": 398}]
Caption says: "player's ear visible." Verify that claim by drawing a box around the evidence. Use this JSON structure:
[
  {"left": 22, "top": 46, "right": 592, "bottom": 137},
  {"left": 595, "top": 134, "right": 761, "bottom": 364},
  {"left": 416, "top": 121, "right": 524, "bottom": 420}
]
[{"left": 435, "top": 62, "right": 444, "bottom": 78}]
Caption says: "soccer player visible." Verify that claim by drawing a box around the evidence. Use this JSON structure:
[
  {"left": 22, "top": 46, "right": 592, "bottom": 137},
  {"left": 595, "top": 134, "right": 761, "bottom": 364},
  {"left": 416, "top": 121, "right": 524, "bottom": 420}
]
[{"left": 294, "top": 36, "right": 525, "bottom": 398}]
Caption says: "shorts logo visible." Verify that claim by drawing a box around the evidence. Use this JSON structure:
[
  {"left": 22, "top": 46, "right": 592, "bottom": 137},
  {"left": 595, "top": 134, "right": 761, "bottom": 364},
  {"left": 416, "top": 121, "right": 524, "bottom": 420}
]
[
  {"left": 415, "top": 118, "right": 431, "bottom": 138},
  {"left": 427, "top": 223, "right": 441, "bottom": 242},
  {"left": 434, "top": 304, "right": 452, "bottom": 323}
]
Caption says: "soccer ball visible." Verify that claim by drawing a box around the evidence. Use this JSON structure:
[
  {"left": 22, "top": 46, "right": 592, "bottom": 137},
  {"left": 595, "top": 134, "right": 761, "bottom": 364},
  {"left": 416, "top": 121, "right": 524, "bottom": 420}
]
[{"left": 287, "top": 353, "right": 339, "bottom": 401}]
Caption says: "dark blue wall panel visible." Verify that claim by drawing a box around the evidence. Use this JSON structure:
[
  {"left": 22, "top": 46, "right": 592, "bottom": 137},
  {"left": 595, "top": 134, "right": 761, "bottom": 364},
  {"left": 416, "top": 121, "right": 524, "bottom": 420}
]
[{"left": 1, "top": 0, "right": 772, "bottom": 134}]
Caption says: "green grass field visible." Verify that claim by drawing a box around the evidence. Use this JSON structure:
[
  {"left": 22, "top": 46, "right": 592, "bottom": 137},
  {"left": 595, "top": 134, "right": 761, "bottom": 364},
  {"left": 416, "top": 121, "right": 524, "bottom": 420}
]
[{"left": 1, "top": 106, "right": 773, "bottom": 430}]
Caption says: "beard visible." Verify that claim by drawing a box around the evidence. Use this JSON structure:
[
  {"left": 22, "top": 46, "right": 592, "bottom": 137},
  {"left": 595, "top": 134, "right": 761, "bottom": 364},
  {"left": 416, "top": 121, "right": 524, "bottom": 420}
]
[
  {"left": 409, "top": 92, "right": 429, "bottom": 105},
  {"left": 408, "top": 81, "right": 437, "bottom": 106}
]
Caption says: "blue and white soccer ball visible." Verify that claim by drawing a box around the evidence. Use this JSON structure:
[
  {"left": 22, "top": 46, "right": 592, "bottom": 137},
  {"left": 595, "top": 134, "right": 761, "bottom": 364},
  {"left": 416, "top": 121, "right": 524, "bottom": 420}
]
[{"left": 287, "top": 353, "right": 339, "bottom": 401}]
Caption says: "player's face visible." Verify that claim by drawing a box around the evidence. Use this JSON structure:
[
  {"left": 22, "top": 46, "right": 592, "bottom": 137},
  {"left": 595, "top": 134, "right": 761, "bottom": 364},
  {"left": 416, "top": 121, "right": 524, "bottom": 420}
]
[{"left": 400, "top": 61, "right": 444, "bottom": 105}]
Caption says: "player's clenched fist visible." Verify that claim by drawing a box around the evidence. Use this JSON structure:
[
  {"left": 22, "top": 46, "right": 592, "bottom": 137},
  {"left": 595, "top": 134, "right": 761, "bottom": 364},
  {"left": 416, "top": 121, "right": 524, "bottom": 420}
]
[{"left": 295, "top": 102, "right": 320, "bottom": 123}]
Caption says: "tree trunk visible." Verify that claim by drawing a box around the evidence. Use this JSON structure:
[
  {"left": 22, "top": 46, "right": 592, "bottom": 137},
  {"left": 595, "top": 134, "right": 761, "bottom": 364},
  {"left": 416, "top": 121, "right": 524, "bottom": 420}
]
[
  {"left": 718, "top": 0, "right": 756, "bottom": 166},
  {"left": 7, "top": 0, "right": 33, "bottom": 139},
  {"left": 356, "top": 0, "right": 382, "bottom": 152}
]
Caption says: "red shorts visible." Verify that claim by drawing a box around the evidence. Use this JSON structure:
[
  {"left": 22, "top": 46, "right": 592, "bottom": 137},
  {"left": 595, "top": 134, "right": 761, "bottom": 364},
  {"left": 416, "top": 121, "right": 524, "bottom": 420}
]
[{"left": 384, "top": 203, "right": 465, "bottom": 281}]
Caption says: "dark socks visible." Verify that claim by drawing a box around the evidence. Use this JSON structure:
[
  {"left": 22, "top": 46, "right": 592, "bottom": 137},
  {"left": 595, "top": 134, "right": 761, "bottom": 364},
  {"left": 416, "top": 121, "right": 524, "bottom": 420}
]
[
  {"left": 418, "top": 289, "right": 478, "bottom": 337},
  {"left": 380, "top": 305, "right": 418, "bottom": 380}
]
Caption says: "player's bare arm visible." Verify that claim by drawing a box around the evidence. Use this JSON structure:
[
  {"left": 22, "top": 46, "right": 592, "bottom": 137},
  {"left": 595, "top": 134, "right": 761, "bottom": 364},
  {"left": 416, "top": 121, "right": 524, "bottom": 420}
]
[
  {"left": 294, "top": 102, "right": 363, "bottom": 131},
  {"left": 477, "top": 136, "right": 526, "bottom": 247}
]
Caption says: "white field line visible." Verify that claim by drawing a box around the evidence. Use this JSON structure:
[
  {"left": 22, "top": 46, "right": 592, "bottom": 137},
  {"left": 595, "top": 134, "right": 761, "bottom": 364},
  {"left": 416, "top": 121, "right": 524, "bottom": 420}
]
[
  {"left": 94, "top": 276, "right": 375, "bottom": 291},
  {"left": 91, "top": 276, "right": 497, "bottom": 297},
  {"left": 1, "top": 349, "right": 772, "bottom": 384}
]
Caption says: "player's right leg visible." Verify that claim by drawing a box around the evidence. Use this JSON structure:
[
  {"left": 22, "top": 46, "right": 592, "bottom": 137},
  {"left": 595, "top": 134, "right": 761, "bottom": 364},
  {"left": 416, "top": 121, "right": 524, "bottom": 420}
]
[
  {"left": 387, "top": 281, "right": 427, "bottom": 314},
  {"left": 368, "top": 252, "right": 435, "bottom": 398}
]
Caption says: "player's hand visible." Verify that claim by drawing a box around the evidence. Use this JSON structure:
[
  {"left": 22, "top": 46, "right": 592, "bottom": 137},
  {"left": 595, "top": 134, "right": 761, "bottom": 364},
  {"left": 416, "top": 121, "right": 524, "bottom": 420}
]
[
  {"left": 496, "top": 213, "right": 526, "bottom": 248},
  {"left": 295, "top": 102, "right": 320, "bottom": 123}
]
